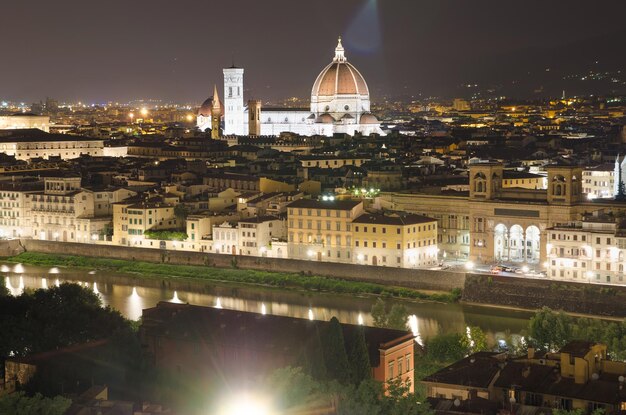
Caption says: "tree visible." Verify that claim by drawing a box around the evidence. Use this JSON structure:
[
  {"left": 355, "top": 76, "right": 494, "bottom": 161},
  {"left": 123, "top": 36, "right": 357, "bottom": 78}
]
[
  {"left": 321, "top": 317, "right": 351, "bottom": 384},
  {"left": 0, "top": 392, "right": 71, "bottom": 415},
  {"left": 387, "top": 304, "right": 409, "bottom": 331},
  {"left": 425, "top": 333, "right": 466, "bottom": 362},
  {"left": 336, "top": 378, "right": 433, "bottom": 415},
  {"left": 0, "top": 283, "right": 129, "bottom": 361},
  {"left": 174, "top": 204, "right": 189, "bottom": 224},
  {"left": 461, "top": 326, "right": 488, "bottom": 354},
  {"left": 303, "top": 326, "right": 328, "bottom": 381},
  {"left": 266, "top": 367, "right": 328, "bottom": 412},
  {"left": 371, "top": 298, "right": 387, "bottom": 328},
  {"left": 0, "top": 282, "right": 9, "bottom": 297},
  {"left": 99, "top": 223, "right": 114, "bottom": 238},
  {"left": 346, "top": 326, "right": 371, "bottom": 385},
  {"left": 263, "top": 367, "right": 433, "bottom": 415},
  {"left": 528, "top": 307, "right": 573, "bottom": 352},
  {"left": 371, "top": 299, "right": 409, "bottom": 331}
]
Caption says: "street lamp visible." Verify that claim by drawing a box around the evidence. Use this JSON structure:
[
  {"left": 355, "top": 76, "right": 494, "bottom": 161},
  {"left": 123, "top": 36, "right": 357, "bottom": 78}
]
[{"left": 217, "top": 392, "right": 272, "bottom": 415}]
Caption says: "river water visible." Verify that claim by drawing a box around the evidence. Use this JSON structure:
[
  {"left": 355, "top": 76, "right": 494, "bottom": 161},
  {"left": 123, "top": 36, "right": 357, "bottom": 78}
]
[{"left": 2, "top": 262, "right": 532, "bottom": 344}]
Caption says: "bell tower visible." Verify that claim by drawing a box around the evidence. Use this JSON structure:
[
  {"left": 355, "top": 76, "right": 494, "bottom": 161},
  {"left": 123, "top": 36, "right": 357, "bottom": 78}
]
[
  {"left": 546, "top": 165, "right": 583, "bottom": 205},
  {"left": 223, "top": 66, "right": 245, "bottom": 135},
  {"left": 248, "top": 100, "right": 261, "bottom": 136},
  {"left": 469, "top": 162, "right": 503, "bottom": 200},
  {"left": 210, "top": 85, "right": 222, "bottom": 139}
]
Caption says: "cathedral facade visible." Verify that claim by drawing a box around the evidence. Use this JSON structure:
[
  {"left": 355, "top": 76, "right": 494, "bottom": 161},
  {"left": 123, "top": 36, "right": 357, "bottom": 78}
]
[{"left": 198, "top": 38, "right": 385, "bottom": 137}]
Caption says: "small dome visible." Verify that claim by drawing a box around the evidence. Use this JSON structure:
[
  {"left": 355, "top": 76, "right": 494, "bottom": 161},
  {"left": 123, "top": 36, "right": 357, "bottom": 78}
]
[
  {"left": 359, "top": 113, "right": 379, "bottom": 124},
  {"left": 197, "top": 85, "right": 223, "bottom": 117},
  {"left": 197, "top": 98, "right": 214, "bottom": 117},
  {"left": 315, "top": 113, "right": 335, "bottom": 124}
]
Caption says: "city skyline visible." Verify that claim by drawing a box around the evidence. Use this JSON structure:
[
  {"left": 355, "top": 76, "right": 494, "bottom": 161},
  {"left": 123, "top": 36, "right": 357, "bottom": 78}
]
[{"left": 1, "top": 0, "right": 626, "bottom": 103}]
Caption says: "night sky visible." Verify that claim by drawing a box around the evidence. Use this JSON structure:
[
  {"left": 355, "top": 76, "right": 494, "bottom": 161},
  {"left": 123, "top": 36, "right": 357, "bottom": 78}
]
[{"left": 1, "top": 0, "right": 625, "bottom": 103}]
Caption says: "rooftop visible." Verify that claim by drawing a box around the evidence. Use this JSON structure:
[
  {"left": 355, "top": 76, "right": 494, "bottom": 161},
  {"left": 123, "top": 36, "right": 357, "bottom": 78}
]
[
  {"left": 352, "top": 212, "right": 436, "bottom": 226},
  {"left": 287, "top": 198, "right": 362, "bottom": 211}
]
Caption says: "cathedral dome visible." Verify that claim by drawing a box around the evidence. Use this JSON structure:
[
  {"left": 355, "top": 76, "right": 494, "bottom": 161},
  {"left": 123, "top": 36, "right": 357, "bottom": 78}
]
[
  {"left": 310, "top": 38, "right": 371, "bottom": 119},
  {"left": 311, "top": 39, "right": 369, "bottom": 98}
]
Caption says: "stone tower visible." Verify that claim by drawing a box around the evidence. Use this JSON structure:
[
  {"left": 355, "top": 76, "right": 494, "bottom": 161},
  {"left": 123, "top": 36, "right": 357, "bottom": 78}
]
[
  {"left": 223, "top": 66, "right": 245, "bottom": 135},
  {"left": 210, "top": 85, "right": 222, "bottom": 139},
  {"left": 546, "top": 165, "right": 583, "bottom": 205},
  {"left": 469, "top": 162, "right": 503, "bottom": 200},
  {"left": 248, "top": 100, "right": 262, "bottom": 136}
]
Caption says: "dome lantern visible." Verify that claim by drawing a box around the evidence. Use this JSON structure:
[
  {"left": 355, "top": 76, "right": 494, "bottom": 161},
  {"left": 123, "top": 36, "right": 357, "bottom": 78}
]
[{"left": 333, "top": 37, "right": 346, "bottom": 63}]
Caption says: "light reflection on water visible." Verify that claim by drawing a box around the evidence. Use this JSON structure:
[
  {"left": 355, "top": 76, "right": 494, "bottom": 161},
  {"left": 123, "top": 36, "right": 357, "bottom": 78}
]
[{"left": 1, "top": 264, "right": 532, "bottom": 341}]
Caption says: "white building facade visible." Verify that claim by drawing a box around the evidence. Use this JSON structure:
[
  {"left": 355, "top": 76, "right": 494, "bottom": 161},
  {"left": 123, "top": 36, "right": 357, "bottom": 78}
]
[{"left": 546, "top": 215, "right": 626, "bottom": 285}]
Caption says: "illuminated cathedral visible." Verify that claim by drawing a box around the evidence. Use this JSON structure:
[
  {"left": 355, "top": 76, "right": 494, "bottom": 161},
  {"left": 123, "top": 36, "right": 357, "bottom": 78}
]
[{"left": 197, "top": 38, "right": 385, "bottom": 137}]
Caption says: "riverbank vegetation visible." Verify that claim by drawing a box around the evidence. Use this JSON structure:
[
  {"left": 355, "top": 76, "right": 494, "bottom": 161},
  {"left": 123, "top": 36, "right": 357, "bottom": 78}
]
[
  {"left": 528, "top": 307, "right": 626, "bottom": 359},
  {"left": 6, "top": 252, "right": 462, "bottom": 303}
]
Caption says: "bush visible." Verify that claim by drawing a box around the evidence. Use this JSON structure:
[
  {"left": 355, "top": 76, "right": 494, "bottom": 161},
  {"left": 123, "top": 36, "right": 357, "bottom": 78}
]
[{"left": 143, "top": 230, "right": 188, "bottom": 241}]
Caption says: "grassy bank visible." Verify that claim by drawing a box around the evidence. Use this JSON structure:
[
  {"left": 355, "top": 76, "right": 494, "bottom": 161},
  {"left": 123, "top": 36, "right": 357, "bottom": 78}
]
[{"left": 7, "top": 252, "right": 461, "bottom": 303}]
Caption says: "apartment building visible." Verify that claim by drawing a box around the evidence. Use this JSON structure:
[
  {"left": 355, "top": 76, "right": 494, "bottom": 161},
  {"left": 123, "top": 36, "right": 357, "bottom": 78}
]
[
  {"left": 287, "top": 199, "right": 364, "bottom": 262},
  {"left": 237, "top": 215, "right": 286, "bottom": 257},
  {"left": 112, "top": 197, "right": 179, "bottom": 246},
  {"left": 546, "top": 213, "right": 626, "bottom": 285},
  {"left": 352, "top": 212, "right": 438, "bottom": 268},
  {"left": 582, "top": 164, "right": 614, "bottom": 200},
  {"left": 0, "top": 179, "right": 43, "bottom": 238}
]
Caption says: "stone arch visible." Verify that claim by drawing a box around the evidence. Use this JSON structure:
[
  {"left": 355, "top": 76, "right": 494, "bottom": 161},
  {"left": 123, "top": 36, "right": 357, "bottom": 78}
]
[
  {"left": 494, "top": 223, "right": 508, "bottom": 261},
  {"left": 509, "top": 225, "right": 525, "bottom": 262},
  {"left": 525, "top": 225, "right": 540, "bottom": 263},
  {"left": 474, "top": 172, "right": 486, "bottom": 193},
  {"left": 552, "top": 175, "right": 566, "bottom": 196}
]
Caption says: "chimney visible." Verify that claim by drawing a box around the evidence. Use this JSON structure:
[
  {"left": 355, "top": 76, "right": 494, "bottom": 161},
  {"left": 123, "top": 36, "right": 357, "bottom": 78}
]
[{"left": 527, "top": 347, "right": 535, "bottom": 359}]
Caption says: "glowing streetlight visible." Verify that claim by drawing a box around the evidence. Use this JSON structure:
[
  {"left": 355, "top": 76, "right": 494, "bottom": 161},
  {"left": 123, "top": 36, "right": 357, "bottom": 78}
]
[
  {"left": 186, "top": 114, "right": 194, "bottom": 122},
  {"left": 140, "top": 107, "right": 148, "bottom": 117},
  {"left": 216, "top": 392, "right": 272, "bottom": 415},
  {"left": 129, "top": 112, "right": 134, "bottom": 123},
  {"left": 464, "top": 261, "right": 475, "bottom": 271}
]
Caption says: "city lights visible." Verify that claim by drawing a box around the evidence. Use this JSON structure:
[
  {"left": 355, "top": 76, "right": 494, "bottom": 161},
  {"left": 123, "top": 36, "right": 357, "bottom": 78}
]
[{"left": 1, "top": 2, "right": 625, "bottom": 414}]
